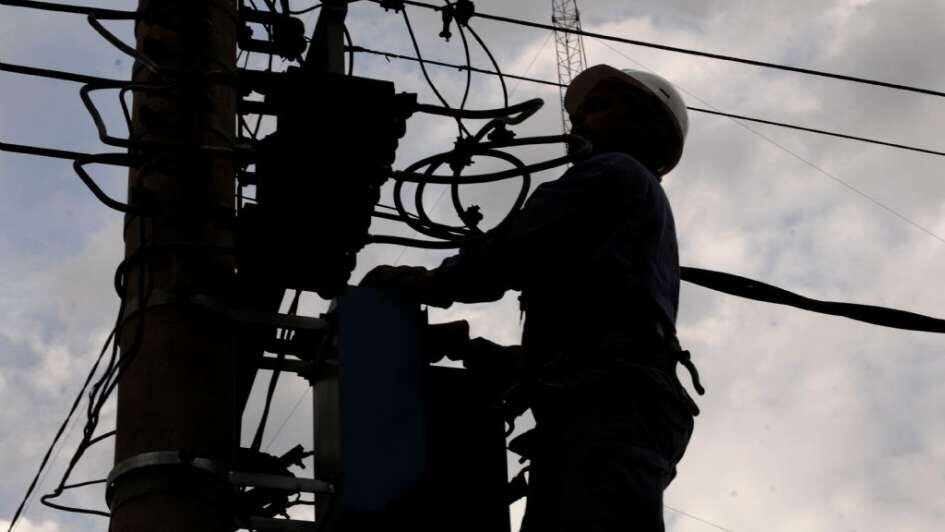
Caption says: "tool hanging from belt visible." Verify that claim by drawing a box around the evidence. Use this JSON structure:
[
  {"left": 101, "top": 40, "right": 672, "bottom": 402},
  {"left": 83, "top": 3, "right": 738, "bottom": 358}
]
[{"left": 659, "top": 322, "right": 706, "bottom": 396}]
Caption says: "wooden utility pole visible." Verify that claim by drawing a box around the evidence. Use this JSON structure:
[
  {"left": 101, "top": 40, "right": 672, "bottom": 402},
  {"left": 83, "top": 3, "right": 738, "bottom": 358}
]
[{"left": 110, "top": 0, "right": 239, "bottom": 530}]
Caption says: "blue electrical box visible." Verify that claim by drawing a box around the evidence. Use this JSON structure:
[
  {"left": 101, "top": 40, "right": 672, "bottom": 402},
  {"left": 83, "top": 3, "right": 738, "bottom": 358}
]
[{"left": 314, "top": 287, "right": 510, "bottom": 532}]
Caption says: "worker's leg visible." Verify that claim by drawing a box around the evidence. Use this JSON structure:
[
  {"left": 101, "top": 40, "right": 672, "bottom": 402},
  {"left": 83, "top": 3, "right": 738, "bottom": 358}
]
[{"left": 521, "top": 368, "right": 694, "bottom": 532}]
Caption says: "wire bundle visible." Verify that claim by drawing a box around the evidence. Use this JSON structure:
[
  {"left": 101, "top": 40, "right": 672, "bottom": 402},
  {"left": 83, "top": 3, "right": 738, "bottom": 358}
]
[{"left": 366, "top": 0, "right": 588, "bottom": 249}]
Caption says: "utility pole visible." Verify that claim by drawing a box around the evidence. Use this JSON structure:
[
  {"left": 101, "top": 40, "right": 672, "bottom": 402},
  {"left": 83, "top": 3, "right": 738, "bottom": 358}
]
[
  {"left": 110, "top": 0, "right": 239, "bottom": 530},
  {"left": 551, "top": 0, "right": 588, "bottom": 133}
]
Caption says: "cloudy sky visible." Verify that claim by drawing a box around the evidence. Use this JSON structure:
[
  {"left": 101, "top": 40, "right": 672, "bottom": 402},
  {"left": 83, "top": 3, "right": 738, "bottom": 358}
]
[{"left": 2, "top": 0, "right": 945, "bottom": 531}]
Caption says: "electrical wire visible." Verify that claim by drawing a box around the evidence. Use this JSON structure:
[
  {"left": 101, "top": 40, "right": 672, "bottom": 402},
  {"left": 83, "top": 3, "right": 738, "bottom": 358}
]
[
  {"left": 388, "top": 0, "right": 945, "bottom": 101},
  {"left": 290, "top": 2, "right": 322, "bottom": 15},
  {"left": 343, "top": 23, "right": 355, "bottom": 76},
  {"left": 0, "top": 0, "right": 137, "bottom": 19},
  {"left": 465, "top": 20, "right": 508, "bottom": 108},
  {"left": 86, "top": 14, "right": 161, "bottom": 74},
  {"left": 401, "top": 6, "right": 471, "bottom": 137},
  {"left": 377, "top": 93, "right": 587, "bottom": 248},
  {"left": 0, "top": 142, "right": 138, "bottom": 213},
  {"left": 510, "top": 31, "right": 553, "bottom": 98},
  {"left": 38, "top": 219, "right": 155, "bottom": 520},
  {"left": 693, "top": 107, "right": 945, "bottom": 158},
  {"left": 665, "top": 504, "right": 738, "bottom": 532},
  {"left": 591, "top": 40, "right": 945, "bottom": 247},
  {"left": 350, "top": 44, "right": 561, "bottom": 87},
  {"left": 251, "top": 290, "right": 303, "bottom": 451},
  {"left": 443, "top": 0, "right": 507, "bottom": 109},
  {"left": 263, "top": 388, "right": 311, "bottom": 451},
  {"left": 450, "top": 6, "right": 473, "bottom": 113},
  {"left": 393, "top": 135, "right": 589, "bottom": 185},
  {"left": 0, "top": 141, "right": 124, "bottom": 165},
  {"left": 6, "top": 327, "right": 121, "bottom": 530},
  {"left": 349, "top": 45, "right": 945, "bottom": 161},
  {"left": 8, "top": 215, "right": 156, "bottom": 528},
  {"left": 0, "top": 60, "right": 124, "bottom": 85},
  {"left": 359, "top": 40, "right": 945, "bottom": 252}
]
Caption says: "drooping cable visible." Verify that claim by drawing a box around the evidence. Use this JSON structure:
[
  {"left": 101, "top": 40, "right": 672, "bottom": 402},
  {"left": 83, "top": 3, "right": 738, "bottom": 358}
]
[
  {"left": 452, "top": 10, "right": 473, "bottom": 112},
  {"left": 401, "top": 6, "right": 471, "bottom": 137},
  {"left": 5, "top": 327, "right": 121, "bottom": 530},
  {"left": 465, "top": 21, "right": 508, "bottom": 108},
  {"left": 681, "top": 267, "right": 945, "bottom": 334},
  {"left": 38, "top": 219, "right": 155, "bottom": 520},
  {"left": 442, "top": 0, "right": 506, "bottom": 109}
]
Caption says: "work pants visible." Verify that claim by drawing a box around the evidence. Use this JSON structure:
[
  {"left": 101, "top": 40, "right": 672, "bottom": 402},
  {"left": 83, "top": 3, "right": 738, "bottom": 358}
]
[{"left": 519, "top": 366, "right": 696, "bottom": 532}]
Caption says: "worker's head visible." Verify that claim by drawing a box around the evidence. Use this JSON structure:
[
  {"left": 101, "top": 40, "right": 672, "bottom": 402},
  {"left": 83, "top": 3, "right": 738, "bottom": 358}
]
[{"left": 566, "top": 65, "right": 688, "bottom": 178}]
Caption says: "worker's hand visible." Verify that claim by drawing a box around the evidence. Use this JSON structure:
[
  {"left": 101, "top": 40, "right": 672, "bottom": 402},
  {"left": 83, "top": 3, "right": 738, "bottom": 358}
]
[
  {"left": 458, "top": 337, "right": 524, "bottom": 398},
  {"left": 360, "top": 265, "right": 452, "bottom": 308},
  {"left": 460, "top": 338, "right": 523, "bottom": 374}
]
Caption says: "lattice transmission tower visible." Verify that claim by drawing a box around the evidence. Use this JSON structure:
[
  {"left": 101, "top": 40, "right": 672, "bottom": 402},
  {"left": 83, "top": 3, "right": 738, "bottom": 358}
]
[{"left": 551, "top": 0, "right": 589, "bottom": 134}]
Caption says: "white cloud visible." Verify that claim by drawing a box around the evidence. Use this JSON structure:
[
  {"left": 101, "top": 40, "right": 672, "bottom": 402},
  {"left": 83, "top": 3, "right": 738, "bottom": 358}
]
[{"left": 0, "top": 518, "right": 62, "bottom": 532}]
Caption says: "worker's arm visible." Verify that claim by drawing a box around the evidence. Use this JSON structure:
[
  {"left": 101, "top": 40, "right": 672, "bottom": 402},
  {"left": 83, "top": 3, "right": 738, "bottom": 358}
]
[
  {"left": 428, "top": 153, "right": 652, "bottom": 304},
  {"left": 361, "top": 153, "right": 653, "bottom": 305}
]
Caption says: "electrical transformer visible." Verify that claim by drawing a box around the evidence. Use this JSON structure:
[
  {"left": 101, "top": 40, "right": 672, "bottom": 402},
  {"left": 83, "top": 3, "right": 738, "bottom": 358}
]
[{"left": 314, "top": 287, "right": 511, "bottom": 532}]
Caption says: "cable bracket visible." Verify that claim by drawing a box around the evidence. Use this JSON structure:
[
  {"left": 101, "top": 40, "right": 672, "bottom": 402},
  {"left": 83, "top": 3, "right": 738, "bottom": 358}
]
[{"left": 105, "top": 451, "right": 231, "bottom": 512}]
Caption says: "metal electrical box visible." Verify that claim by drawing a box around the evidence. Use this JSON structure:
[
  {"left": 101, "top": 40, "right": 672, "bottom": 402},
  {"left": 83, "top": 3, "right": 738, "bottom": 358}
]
[{"left": 314, "top": 287, "right": 510, "bottom": 532}]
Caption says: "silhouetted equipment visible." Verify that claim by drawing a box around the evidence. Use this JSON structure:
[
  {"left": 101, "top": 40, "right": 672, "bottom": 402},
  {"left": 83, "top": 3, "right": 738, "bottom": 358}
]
[
  {"left": 239, "top": 70, "right": 413, "bottom": 299},
  {"left": 238, "top": 5, "right": 307, "bottom": 61},
  {"left": 314, "top": 288, "right": 511, "bottom": 532},
  {"left": 234, "top": 445, "right": 312, "bottom": 520}
]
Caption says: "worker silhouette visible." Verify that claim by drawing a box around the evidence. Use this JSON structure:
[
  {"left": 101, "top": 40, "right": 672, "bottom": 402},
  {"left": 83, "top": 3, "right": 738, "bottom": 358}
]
[{"left": 363, "top": 64, "right": 703, "bottom": 532}]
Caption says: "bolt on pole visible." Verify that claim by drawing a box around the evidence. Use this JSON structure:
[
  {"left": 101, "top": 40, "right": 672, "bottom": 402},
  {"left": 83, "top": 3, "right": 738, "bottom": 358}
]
[{"left": 110, "top": 0, "right": 239, "bottom": 530}]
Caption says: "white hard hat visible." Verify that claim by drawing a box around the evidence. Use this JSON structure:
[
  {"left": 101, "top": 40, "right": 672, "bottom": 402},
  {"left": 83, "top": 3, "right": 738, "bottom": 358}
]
[{"left": 565, "top": 64, "right": 688, "bottom": 175}]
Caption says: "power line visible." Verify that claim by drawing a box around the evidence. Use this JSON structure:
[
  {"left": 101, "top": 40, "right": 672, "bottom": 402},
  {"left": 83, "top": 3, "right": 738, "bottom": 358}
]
[
  {"left": 352, "top": 44, "right": 560, "bottom": 87},
  {"left": 665, "top": 504, "right": 738, "bottom": 532},
  {"left": 0, "top": 0, "right": 136, "bottom": 19},
  {"left": 0, "top": 61, "right": 125, "bottom": 85},
  {"left": 392, "top": 0, "right": 945, "bottom": 100},
  {"left": 595, "top": 41, "right": 945, "bottom": 251},
  {"left": 263, "top": 387, "right": 311, "bottom": 451},
  {"left": 356, "top": 43, "right": 945, "bottom": 249},
  {"left": 0, "top": 141, "right": 126, "bottom": 164},
  {"left": 509, "top": 31, "right": 553, "bottom": 98},
  {"left": 689, "top": 106, "right": 945, "bottom": 158},
  {"left": 592, "top": 40, "right": 945, "bottom": 248},
  {"left": 349, "top": 46, "right": 945, "bottom": 161}
]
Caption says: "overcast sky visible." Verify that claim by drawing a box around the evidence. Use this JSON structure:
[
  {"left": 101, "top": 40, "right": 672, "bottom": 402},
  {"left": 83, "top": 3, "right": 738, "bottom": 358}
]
[{"left": 2, "top": 0, "right": 945, "bottom": 531}]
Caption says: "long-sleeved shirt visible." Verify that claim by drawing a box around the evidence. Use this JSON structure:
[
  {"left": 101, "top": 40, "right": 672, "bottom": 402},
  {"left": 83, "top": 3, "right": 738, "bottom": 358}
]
[{"left": 431, "top": 152, "right": 680, "bottom": 361}]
